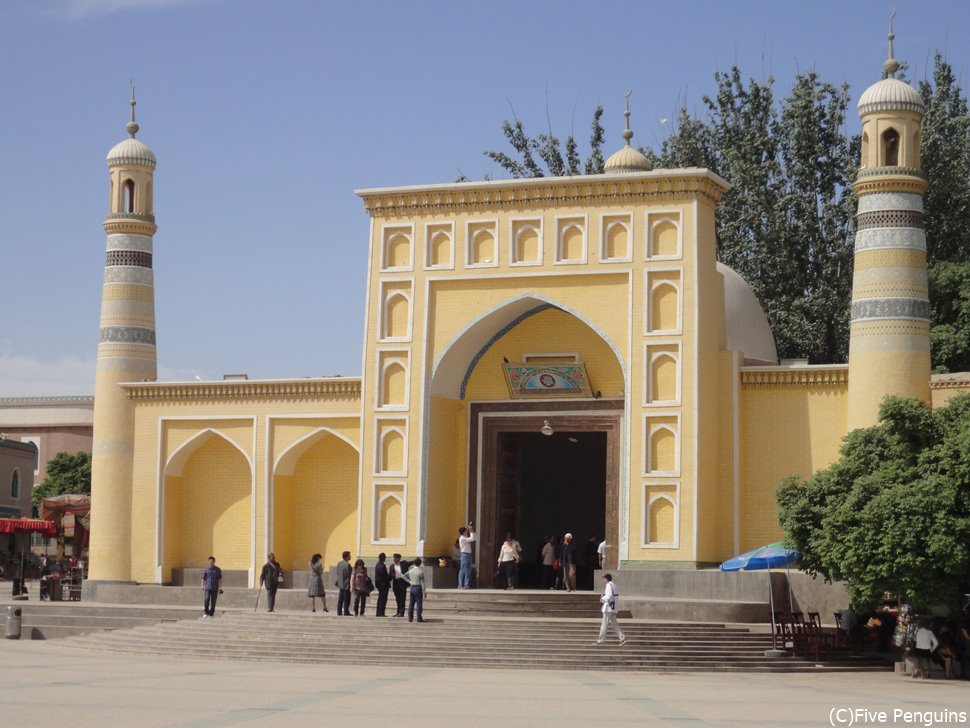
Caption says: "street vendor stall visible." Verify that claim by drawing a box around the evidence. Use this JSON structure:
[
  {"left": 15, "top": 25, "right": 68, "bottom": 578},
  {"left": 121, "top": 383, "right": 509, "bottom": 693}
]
[{"left": 0, "top": 518, "right": 58, "bottom": 597}]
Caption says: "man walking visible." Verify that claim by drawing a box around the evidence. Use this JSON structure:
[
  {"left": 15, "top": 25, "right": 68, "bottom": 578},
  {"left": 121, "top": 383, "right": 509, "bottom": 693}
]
[
  {"left": 258, "top": 552, "right": 283, "bottom": 613},
  {"left": 404, "top": 557, "right": 426, "bottom": 622},
  {"left": 457, "top": 523, "right": 476, "bottom": 588},
  {"left": 390, "top": 553, "right": 408, "bottom": 617},
  {"left": 335, "top": 551, "right": 353, "bottom": 616},
  {"left": 595, "top": 573, "right": 626, "bottom": 646},
  {"left": 201, "top": 556, "right": 222, "bottom": 618},
  {"left": 374, "top": 552, "right": 390, "bottom": 617},
  {"left": 560, "top": 533, "right": 577, "bottom": 592}
]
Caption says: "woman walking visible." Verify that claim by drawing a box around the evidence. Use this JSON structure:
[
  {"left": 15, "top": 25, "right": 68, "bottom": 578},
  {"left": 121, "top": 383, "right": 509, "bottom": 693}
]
[
  {"left": 352, "top": 559, "right": 371, "bottom": 616},
  {"left": 497, "top": 532, "right": 519, "bottom": 590},
  {"left": 307, "top": 553, "right": 329, "bottom": 613}
]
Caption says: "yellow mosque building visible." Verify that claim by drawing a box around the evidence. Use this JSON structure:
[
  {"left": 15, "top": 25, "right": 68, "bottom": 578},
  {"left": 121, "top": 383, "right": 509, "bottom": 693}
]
[{"left": 86, "top": 32, "right": 970, "bottom": 588}]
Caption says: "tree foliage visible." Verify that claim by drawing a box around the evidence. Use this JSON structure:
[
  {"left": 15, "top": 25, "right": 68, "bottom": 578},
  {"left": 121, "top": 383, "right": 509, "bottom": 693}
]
[
  {"left": 32, "top": 451, "right": 91, "bottom": 507},
  {"left": 777, "top": 395, "right": 970, "bottom": 611}
]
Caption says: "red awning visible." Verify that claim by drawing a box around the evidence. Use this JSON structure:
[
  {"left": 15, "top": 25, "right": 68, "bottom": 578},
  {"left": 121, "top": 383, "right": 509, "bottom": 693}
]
[{"left": 0, "top": 518, "right": 58, "bottom": 538}]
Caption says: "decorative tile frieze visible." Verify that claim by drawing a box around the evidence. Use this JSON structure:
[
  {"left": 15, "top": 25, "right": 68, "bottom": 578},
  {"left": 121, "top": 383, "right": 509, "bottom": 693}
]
[{"left": 850, "top": 297, "right": 930, "bottom": 322}]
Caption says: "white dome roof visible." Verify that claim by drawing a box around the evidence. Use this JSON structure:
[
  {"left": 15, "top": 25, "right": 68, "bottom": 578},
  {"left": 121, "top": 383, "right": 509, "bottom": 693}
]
[
  {"left": 603, "top": 144, "right": 652, "bottom": 173},
  {"left": 857, "top": 77, "right": 924, "bottom": 115},
  {"left": 106, "top": 137, "right": 156, "bottom": 168},
  {"left": 718, "top": 262, "right": 777, "bottom": 365}
]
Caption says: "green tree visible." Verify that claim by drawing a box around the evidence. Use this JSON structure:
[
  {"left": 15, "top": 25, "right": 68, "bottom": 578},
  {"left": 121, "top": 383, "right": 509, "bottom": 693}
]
[
  {"left": 777, "top": 395, "right": 970, "bottom": 611},
  {"left": 929, "top": 261, "right": 970, "bottom": 372},
  {"left": 484, "top": 106, "right": 605, "bottom": 179},
  {"left": 32, "top": 451, "right": 91, "bottom": 508},
  {"left": 920, "top": 53, "right": 970, "bottom": 266}
]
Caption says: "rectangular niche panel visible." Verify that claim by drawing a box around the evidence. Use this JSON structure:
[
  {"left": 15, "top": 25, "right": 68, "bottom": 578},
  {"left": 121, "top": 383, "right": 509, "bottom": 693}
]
[
  {"left": 643, "top": 413, "right": 680, "bottom": 476},
  {"left": 373, "top": 482, "right": 406, "bottom": 544},
  {"left": 644, "top": 341, "right": 681, "bottom": 406},
  {"left": 382, "top": 224, "right": 414, "bottom": 271},
  {"left": 646, "top": 212, "right": 682, "bottom": 260},
  {"left": 374, "top": 417, "right": 408, "bottom": 476},
  {"left": 376, "top": 349, "right": 410, "bottom": 411},
  {"left": 510, "top": 218, "right": 543, "bottom": 266},
  {"left": 644, "top": 268, "right": 682, "bottom": 335},
  {"left": 556, "top": 215, "right": 587, "bottom": 264},
  {"left": 379, "top": 281, "right": 413, "bottom": 342},
  {"left": 601, "top": 213, "right": 633, "bottom": 262},
  {"left": 425, "top": 222, "right": 454, "bottom": 269},
  {"left": 642, "top": 482, "right": 680, "bottom": 548},
  {"left": 466, "top": 220, "right": 499, "bottom": 268}
]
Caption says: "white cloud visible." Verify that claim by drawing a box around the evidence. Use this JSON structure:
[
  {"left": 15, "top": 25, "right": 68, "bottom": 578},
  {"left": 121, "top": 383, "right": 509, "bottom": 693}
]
[
  {"left": 53, "top": 0, "right": 204, "bottom": 20},
  {"left": 0, "top": 355, "right": 95, "bottom": 397}
]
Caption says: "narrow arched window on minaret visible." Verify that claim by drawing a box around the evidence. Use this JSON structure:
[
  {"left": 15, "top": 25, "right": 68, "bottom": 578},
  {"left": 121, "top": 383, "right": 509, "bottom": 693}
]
[
  {"left": 882, "top": 128, "right": 899, "bottom": 166},
  {"left": 123, "top": 179, "right": 135, "bottom": 213}
]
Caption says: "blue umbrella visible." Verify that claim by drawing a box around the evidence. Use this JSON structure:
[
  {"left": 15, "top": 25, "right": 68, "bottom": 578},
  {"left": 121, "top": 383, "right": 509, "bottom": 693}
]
[
  {"left": 721, "top": 542, "right": 800, "bottom": 648},
  {"left": 720, "top": 542, "right": 799, "bottom": 572}
]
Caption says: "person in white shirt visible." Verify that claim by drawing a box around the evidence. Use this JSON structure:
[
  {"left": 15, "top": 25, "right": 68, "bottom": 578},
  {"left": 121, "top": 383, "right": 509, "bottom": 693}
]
[
  {"left": 597, "top": 539, "right": 607, "bottom": 569},
  {"left": 497, "top": 533, "right": 520, "bottom": 590},
  {"left": 912, "top": 622, "right": 939, "bottom": 679},
  {"left": 595, "top": 573, "right": 626, "bottom": 646},
  {"left": 390, "top": 553, "right": 408, "bottom": 617},
  {"left": 403, "top": 557, "right": 426, "bottom": 622},
  {"left": 457, "top": 524, "right": 476, "bottom": 589}
]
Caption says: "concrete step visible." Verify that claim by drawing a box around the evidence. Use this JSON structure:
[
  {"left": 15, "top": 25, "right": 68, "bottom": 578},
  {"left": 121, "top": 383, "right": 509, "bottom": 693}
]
[{"left": 59, "top": 611, "right": 890, "bottom": 674}]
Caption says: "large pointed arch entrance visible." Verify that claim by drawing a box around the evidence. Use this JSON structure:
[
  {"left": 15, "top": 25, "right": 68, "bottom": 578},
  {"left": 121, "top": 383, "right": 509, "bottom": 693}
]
[{"left": 425, "top": 294, "right": 627, "bottom": 587}]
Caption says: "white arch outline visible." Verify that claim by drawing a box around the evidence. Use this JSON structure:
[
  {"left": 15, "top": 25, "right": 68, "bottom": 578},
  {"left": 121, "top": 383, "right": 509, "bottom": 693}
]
[
  {"left": 374, "top": 491, "right": 405, "bottom": 544},
  {"left": 376, "top": 425, "right": 407, "bottom": 475},
  {"left": 383, "top": 231, "right": 413, "bottom": 271},
  {"left": 511, "top": 221, "right": 542, "bottom": 266},
  {"left": 645, "top": 422, "right": 680, "bottom": 476},
  {"left": 469, "top": 227, "right": 497, "bottom": 266},
  {"left": 158, "top": 427, "right": 255, "bottom": 583},
  {"left": 647, "top": 279, "right": 682, "bottom": 333},
  {"left": 378, "top": 358, "right": 409, "bottom": 410},
  {"left": 426, "top": 227, "right": 454, "bottom": 269},
  {"left": 266, "top": 425, "right": 360, "bottom": 561},
  {"left": 382, "top": 290, "right": 412, "bottom": 341},
  {"left": 429, "top": 291, "right": 627, "bottom": 399},
  {"left": 647, "top": 216, "right": 682, "bottom": 259},
  {"left": 556, "top": 219, "right": 587, "bottom": 263},
  {"left": 645, "top": 494, "right": 678, "bottom": 546},
  {"left": 647, "top": 350, "right": 680, "bottom": 404},
  {"left": 602, "top": 218, "right": 631, "bottom": 261}
]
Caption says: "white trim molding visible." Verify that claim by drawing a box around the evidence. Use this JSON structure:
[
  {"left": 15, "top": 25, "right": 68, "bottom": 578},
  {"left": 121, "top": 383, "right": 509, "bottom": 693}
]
[
  {"left": 554, "top": 213, "right": 588, "bottom": 265},
  {"left": 600, "top": 212, "right": 634, "bottom": 263},
  {"left": 424, "top": 221, "right": 455, "bottom": 270},
  {"left": 380, "top": 223, "right": 415, "bottom": 272},
  {"left": 642, "top": 481, "right": 681, "bottom": 549},
  {"left": 465, "top": 219, "right": 500, "bottom": 269},
  {"left": 646, "top": 210, "right": 683, "bottom": 261}
]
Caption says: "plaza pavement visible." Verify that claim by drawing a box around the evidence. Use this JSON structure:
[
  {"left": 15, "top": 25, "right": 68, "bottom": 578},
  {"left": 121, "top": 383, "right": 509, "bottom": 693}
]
[{"left": 1, "top": 639, "right": 967, "bottom": 728}]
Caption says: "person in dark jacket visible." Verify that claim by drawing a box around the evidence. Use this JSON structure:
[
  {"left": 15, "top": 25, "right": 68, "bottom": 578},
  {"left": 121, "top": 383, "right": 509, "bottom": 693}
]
[
  {"left": 259, "top": 552, "right": 283, "bottom": 613},
  {"left": 335, "top": 551, "right": 353, "bottom": 616},
  {"left": 559, "top": 533, "right": 577, "bottom": 592},
  {"left": 374, "top": 552, "right": 391, "bottom": 617}
]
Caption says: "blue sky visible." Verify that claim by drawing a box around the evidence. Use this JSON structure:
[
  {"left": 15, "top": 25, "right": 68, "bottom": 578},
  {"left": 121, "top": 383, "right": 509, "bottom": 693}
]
[{"left": 1, "top": 0, "right": 968, "bottom": 395}]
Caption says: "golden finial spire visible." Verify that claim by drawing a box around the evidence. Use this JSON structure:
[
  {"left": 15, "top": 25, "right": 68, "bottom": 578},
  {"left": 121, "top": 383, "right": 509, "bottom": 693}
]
[
  {"left": 126, "top": 79, "right": 139, "bottom": 139},
  {"left": 622, "top": 90, "right": 634, "bottom": 147},
  {"left": 883, "top": 8, "right": 900, "bottom": 78}
]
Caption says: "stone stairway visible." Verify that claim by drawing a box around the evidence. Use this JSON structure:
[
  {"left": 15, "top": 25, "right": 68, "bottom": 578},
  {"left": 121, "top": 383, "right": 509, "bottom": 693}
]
[{"left": 62, "top": 612, "right": 891, "bottom": 673}]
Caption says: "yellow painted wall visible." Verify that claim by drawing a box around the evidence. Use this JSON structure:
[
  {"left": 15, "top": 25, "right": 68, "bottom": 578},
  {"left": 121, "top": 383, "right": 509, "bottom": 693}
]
[
  {"left": 739, "top": 377, "right": 848, "bottom": 551},
  {"left": 273, "top": 433, "right": 358, "bottom": 572},
  {"left": 164, "top": 434, "right": 251, "bottom": 573},
  {"left": 424, "top": 396, "right": 467, "bottom": 557}
]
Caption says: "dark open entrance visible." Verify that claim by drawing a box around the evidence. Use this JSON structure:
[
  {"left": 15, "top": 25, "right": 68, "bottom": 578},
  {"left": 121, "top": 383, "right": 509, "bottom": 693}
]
[
  {"left": 471, "top": 402, "right": 622, "bottom": 590},
  {"left": 496, "top": 431, "right": 606, "bottom": 588}
]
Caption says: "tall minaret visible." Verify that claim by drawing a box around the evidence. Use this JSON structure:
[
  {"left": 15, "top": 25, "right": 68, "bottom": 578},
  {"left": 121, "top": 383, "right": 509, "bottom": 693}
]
[
  {"left": 88, "top": 86, "right": 158, "bottom": 582},
  {"left": 847, "top": 15, "right": 930, "bottom": 430}
]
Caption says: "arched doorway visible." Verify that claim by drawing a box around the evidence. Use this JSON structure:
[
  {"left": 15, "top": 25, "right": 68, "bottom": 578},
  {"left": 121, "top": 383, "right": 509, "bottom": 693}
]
[
  {"left": 271, "top": 429, "right": 358, "bottom": 572},
  {"left": 162, "top": 430, "right": 253, "bottom": 580},
  {"left": 426, "top": 296, "right": 626, "bottom": 586}
]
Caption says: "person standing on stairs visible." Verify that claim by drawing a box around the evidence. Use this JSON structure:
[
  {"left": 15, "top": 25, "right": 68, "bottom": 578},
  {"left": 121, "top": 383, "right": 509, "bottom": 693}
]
[
  {"left": 390, "top": 553, "right": 408, "bottom": 617},
  {"left": 404, "top": 557, "right": 426, "bottom": 622},
  {"left": 201, "top": 556, "right": 222, "bottom": 618},
  {"left": 594, "top": 573, "right": 626, "bottom": 646},
  {"left": 457, "top": 523, "right": 476, "bottom": 589},
  {"left": 375, "top": 552, "right": 390, "bottom": 617},
  {"left": 307, "top": 553, "right": 329, "bottom": 613},
  {"left": 259, "top": 552, "right": 283, "bottom": 613},
  {"left": 335, "top": 551, "right": 353, "bottom": 616}
]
